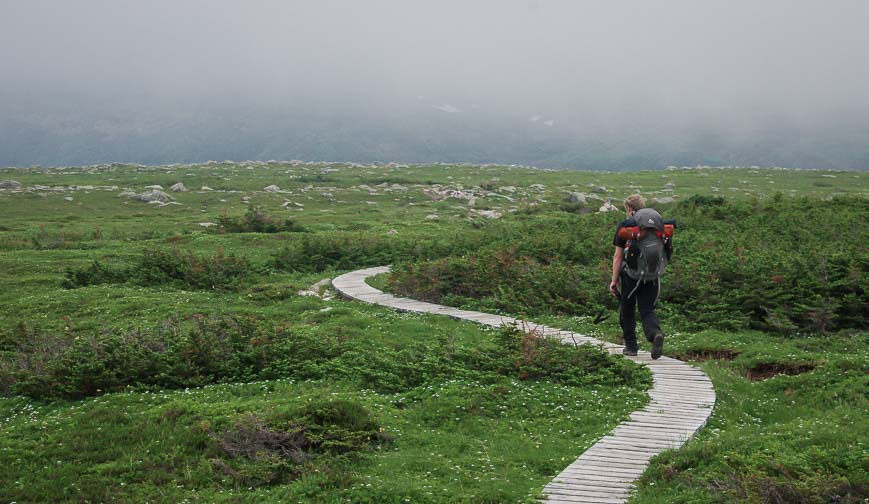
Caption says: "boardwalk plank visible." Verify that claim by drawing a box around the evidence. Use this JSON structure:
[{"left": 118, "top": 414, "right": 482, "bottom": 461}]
[{"left": 332, "top": 267, "right": 715, "bottom": 504}]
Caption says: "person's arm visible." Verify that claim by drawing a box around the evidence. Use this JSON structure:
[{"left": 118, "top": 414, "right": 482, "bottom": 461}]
[{"left": 610, "top": 246, "right": 623, "bottom": 297}]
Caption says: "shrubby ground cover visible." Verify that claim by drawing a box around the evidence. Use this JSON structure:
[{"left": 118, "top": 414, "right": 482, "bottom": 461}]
[{"left": 0, "top": 162, "right": 866, "bottom": 503}]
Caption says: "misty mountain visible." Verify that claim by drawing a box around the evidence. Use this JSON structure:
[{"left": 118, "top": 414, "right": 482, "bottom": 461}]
[{"left": 2, "top": 99, "right": 867, "bottom": 170}]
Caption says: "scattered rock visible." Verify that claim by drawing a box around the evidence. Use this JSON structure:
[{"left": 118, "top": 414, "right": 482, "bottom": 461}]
[
  {"left": 598, "top": 201, "right": 619, "bottom": 213},
  {"left": 0, "top": 180, "right": 23, "bottom": 190},
  {"left": 170, "top": 182, "right": 187, "bottom": 192},
  {"left": 144, "top": 185, "right": 164, "bottom": 190},
  {"left": 472, "top": 209, "right": 502, "bottom": 219},
  {"left": 652, "top": 197, "right": 675, "bottom": 204},
  {"left": 529, "top": 184, "right": 546, "bottom": 190},
  {"left": 297, "top": 278, "right": 333, "bottom": 298},
  {"left": 118, "top": 190, "right": 137, "bottom": 197},
  {"left": 566, "top": 192, "right": 586, "bottom": 204},
  {"left": 264, "top": 185, "right": 281, "bottom": 192},
  {"left": 130, "top": 190, "right": 174, "bottom": 203},
  {"left": 498, "top": 186, "right": 516, "bottom": 193}
]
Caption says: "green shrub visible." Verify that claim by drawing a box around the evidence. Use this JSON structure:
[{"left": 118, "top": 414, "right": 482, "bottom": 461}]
[
  {"left": 218, "top": 206, "right": 306, "bottom": 233},
  {"left": 389, "top": 196, "right": 868, "bottom": 334},
  {"left": 210, "top": 401, "right": 391, "bottom": 487},
  {"left": 1, "top": 314, "right": 648, "bottom": 400},
  {"left": 271, "top": 231, "right": 483, "bottom": 273},
  {"left": 62, "top": 246, "right": 253, "bottom": 291},
  {"left": 61, "top": 260, "right": 126, "bottom": 288}
]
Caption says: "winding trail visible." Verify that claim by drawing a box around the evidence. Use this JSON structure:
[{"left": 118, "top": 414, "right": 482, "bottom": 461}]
[{"left": 332, "top": 266, "right": 715, "bottom": 503}]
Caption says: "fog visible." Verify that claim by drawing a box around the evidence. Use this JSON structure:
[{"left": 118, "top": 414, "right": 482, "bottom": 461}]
[{"left": 2, "top": 0, "right": 868, "bottom": 169}]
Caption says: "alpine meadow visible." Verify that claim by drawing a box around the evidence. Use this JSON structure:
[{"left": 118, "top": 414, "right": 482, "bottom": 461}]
[{"left": 0, "top": 161, "right": 866, "bottom": 503}]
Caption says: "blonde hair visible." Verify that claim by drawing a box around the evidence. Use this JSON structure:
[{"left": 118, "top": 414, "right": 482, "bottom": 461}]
[{"left": 623, "top": 194, "right": 645, "bottom": 212}]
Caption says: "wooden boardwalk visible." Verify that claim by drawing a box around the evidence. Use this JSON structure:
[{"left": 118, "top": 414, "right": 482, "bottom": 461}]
[{"left": 332, "top": 266, "right": 716, "bottom": 503}]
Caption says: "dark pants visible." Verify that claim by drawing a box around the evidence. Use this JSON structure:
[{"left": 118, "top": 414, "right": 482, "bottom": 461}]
[{"left": 619, "top": 270, "right": 663, "bottom": 352}]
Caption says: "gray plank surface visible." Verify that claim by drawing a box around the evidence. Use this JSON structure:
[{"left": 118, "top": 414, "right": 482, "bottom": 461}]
[{"left": 332, "top": 267, "right": 716, "bottom": 504}]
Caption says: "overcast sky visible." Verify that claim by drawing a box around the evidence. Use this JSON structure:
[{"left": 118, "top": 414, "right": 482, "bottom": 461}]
[{"left": 2, "top": 0, "right": 868, "bottom": 165}]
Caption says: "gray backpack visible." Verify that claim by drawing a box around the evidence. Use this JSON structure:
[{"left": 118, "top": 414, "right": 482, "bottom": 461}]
[{"left": 624, "top": 208, "right": 667, "bottom": 283}]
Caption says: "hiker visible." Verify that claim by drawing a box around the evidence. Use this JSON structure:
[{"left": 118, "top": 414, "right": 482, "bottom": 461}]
[{"left": 609, "top": 194, "right": 672, "bottom": 359}]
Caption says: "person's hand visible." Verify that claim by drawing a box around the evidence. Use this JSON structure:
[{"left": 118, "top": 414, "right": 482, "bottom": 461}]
[{"left": 609, "top": 281, "right": 619, "bottom": 298}]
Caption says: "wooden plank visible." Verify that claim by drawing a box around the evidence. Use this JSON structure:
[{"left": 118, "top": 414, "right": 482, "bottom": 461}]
[{"left": 335, "top": 266, "right": 716, "bottom": 504}]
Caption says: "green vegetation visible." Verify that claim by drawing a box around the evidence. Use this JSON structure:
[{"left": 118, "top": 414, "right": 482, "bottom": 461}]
[{"left": 0, "top": 162, "right": 866, "bottom": 502}]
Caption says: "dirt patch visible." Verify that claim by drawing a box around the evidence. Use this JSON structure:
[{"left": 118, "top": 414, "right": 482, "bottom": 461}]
[
  {"left": 672, "top": 349, "right": 741, "bottom": 362},
  {"left": 747, "top": 362, "right": 816, "bottom": 381}
]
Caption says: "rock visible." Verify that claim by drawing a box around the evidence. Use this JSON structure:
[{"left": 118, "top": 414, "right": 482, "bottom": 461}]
[
  {"left": 566, "top": 192, "right": 587, "bottom": 204},
  {"left": 652, "top": 197, "right": 675, "bottom": 204},
  {"left": 170, "top": 182, "right": 187, "bottom": 192},
  {"left": 387, "top": 229, "right": 399, "bottom": 236},
  {"left": 598, "top": 201, "right": 619, "bottom": 213},
  {"left": 144, "top": 185, "right": 164, "bottom": 190},
  {"left": 593, "top": 186, "right": 607, "bottom": 194},
  {"left": 118, "top": 190, "right": 137, "bottom": 197},
  {"left": 64, "top": 196, "right": 74, "bottom": 201},
  {"left": 0, "top": 180, "right": 23, "bottom": 190},
  {"left": 425, "top": 214, "right": 440, "bottom": 221},
  {"left": 473, "top": 209, "right": 502, "bottom": 219},
  {"left": 130, "top": 190, "right": 174, "bottom": 203},
  {"left": 200, "top": 186, "right": 214, "bottom": 191},
  {"left": 663, "top": 181, "right": 676, "bottom": 189},
  {"left": 264, "top": 185, "right": 281, "bottom": 192},
  {"left": 198, "top": 222, "right": 219, "bottom": 227},
  {"left": 499, "top": 186, "right": 517, "bottom": 193},
  {"left": 297, "top": 278, "right": 333, "bottom": 298},
  {"left": 529, "top": 184, "right": 546, "bottom": 190},
  {"left": 320, "top": 192, "right": 333, "bottom": 199},
  {"left": 390, "top": 184, "right": 408, "bottom": 191}
]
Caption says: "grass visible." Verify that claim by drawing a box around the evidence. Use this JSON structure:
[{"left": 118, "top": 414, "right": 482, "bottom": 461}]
[{"left": 0, "top": 161, "right": 867, "bottom": 503}]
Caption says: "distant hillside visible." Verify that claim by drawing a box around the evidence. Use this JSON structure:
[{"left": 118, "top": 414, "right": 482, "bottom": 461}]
[{"left": 2, "top": 101, "right": 867, "bottom": 170}]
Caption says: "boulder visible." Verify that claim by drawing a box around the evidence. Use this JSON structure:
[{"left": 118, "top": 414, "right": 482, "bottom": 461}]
[
  {"left": 130, "top": 190, "right": 174, "bottom": 203},
  {"left": 297, "top": 278, "right": 333, "bottom": 298},
  {"left": 0, "top": 180, "right": 22, "bottom": 190},
  {"left": 473, "top": 209, "right": 502, "bottom": 219},
  {"left": 598, "top": 201, "right": 619, "bottom": 213},
  {"left": 170, "top": 182, "right": 187, "bottom": 192},
  {"left": 566, "top": 192, "right": 586, "bottom": 204}
]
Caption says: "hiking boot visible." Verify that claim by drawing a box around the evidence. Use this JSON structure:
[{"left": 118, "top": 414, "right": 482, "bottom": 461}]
[
  {"left": 622, "top": 347, "right": 638, "bottom": 356},
  {"left": 651, "top": 333, "right": 664, "bottom": 360}
]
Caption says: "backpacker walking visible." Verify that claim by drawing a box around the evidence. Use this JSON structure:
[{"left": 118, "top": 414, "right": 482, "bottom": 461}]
[{"left": 609, "top": 194, "right": 673, "bottom": 359}]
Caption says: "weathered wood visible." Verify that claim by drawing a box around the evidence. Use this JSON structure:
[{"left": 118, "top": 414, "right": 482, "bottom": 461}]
[{"left": 332, "top": 266, "right": 716, "bottom": 504}]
